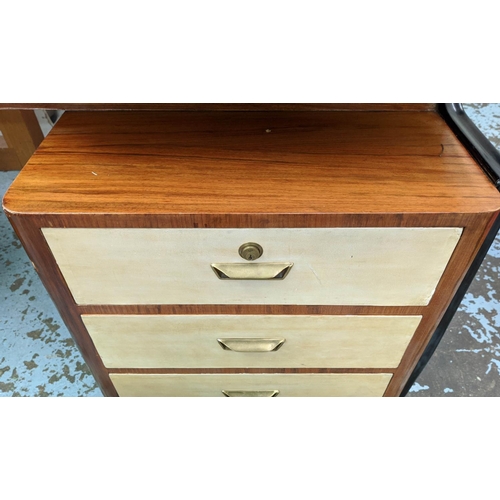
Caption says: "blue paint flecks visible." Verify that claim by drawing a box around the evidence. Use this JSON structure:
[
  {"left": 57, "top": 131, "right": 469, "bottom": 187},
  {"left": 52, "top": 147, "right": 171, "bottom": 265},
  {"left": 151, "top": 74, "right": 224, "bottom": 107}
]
[
  {"left": 409, "top": 383, "right": 430, "bottom": 393},
  {"left": 485, "top": 359, "right": 500, "bottom": 375},
  {"left": 443, "top": 388, "right": 454, "bottom": 394},
  {"left": 1, "top": 171, "right": 102, "bottom": 397}
]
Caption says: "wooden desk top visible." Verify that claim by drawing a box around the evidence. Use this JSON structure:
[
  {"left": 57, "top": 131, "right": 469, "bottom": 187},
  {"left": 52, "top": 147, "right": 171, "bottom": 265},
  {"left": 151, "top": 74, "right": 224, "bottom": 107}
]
[{"left": 4, "top": 110, "right": 500, "bottom": 216}]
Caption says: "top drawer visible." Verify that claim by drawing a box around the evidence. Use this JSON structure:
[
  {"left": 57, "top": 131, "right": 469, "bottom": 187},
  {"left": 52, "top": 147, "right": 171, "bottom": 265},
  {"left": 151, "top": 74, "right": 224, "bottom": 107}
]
[{"left": 42, "top": 227, "right": 461, "bottom": 306}]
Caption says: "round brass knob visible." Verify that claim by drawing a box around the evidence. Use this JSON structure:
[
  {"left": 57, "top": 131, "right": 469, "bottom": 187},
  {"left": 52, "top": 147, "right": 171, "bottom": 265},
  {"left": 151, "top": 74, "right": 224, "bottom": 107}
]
[{"left": 238, "top": 242, "right": 263, "bottom": 261}]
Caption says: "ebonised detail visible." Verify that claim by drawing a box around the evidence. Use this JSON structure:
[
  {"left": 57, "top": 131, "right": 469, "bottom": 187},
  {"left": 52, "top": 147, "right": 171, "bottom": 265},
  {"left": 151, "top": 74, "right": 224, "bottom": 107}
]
[{"left": 401, "top": 104, "right": 500, "bottom": 396}]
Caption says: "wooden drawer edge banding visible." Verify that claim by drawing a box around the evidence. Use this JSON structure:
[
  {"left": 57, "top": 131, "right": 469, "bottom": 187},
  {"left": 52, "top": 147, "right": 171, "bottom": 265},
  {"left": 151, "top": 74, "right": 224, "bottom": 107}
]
[
  {"left": 109, "top": 373, "right": 394, "bottom": 397},
  {"left": 106, "top": 368, "right": 397, "bottom": 374}
]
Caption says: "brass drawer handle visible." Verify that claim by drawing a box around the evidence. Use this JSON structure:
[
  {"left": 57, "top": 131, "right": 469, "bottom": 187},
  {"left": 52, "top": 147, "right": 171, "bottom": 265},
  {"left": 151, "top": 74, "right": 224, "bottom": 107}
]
[
  {"left": 217, "top": 338, "right": 286, "bottom": 352},
  {"left": 211, "top": 262, "right": 293, "bottom": 280},
  {"left": 222, "top": 390, "right": 280, "bottom": 397}
]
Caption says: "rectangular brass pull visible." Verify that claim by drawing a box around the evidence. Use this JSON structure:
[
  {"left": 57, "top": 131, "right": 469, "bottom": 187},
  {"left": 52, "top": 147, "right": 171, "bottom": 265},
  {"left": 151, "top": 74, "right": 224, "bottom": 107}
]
[
  {"left": 211, "top": 262, "right": 293, "bottom": 280},
  {"left": 217, "top": 338, "right": 286, "bottom": 352},
  {"left": 222, "top": 390, "right": 280, "bottom": 397}
]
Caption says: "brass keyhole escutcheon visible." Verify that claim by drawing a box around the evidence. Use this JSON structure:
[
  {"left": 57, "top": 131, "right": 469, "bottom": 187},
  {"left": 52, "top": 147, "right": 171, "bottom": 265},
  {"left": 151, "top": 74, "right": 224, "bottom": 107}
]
[{"left": 238, "top": 242, "right": 263, "bottom": 261}]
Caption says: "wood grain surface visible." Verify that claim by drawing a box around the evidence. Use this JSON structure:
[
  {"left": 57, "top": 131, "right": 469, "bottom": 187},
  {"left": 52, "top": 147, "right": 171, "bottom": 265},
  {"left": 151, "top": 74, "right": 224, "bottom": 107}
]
[
  {"left": 3, "top": 108, "right": 500, "bottom": 397},
  {"left": 0, "top": 110, "right": 44, "bottom": 170},
  {"left": 4, "top": 111, "right": 500, "bottom": 216}
]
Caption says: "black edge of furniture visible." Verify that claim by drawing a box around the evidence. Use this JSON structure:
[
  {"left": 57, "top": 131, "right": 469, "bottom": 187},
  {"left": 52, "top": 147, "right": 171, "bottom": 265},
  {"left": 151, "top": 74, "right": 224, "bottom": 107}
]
[{"left": 401, "top": 103, "right": 500, "bottom": 396}]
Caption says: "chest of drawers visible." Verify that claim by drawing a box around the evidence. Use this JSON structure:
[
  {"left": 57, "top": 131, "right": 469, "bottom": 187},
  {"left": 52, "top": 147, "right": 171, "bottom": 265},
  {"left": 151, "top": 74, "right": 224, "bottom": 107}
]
[{"left": 4, "top": 105, "right": 500, "bottom": 396}]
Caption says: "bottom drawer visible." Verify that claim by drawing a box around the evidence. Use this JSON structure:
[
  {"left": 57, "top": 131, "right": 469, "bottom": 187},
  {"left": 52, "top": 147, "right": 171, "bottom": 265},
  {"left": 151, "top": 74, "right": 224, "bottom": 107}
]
[{"left": 110, "top": 373, "right": 393, "bottom": 397}]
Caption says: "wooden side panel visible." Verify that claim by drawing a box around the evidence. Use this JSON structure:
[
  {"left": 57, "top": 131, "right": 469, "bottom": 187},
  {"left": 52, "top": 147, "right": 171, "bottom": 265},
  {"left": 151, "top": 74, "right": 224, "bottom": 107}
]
[
  {"left": 109, "top": 373, "right": 393, "bottom": 397},
  {"left": 0, "top": 148, "right": 22, "bottom": 170},
  {"left": 83, "top": 315, "right": 422, "bottom": 369},
  {"left": 42, "top": 227, "right": 462, "bottom": 306},
  {"left": 0, "top": 110, "right": 44, "bottom": 170}
]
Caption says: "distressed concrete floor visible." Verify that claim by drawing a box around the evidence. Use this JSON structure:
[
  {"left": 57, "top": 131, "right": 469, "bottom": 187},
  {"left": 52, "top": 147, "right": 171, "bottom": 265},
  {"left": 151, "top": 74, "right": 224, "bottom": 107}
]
[
  {"left": 0, "top": 171, "right": 102, "bottom": 396},
  {"left": 0, "top": 104, "right": 499, "bottom": 397}
]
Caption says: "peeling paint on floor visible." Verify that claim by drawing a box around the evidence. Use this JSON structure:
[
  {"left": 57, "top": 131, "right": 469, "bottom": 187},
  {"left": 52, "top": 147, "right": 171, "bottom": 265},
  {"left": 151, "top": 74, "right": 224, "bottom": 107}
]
[
  {"left": 0, "top": 171, "right": 101, "bottom": 396},
  {"left": 409, "top": 383, "right": 430, "bottom": 393}
]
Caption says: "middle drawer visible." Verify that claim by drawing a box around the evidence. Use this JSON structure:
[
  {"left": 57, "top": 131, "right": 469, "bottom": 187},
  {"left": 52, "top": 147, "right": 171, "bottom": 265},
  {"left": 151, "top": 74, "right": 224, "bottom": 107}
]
[{"left": 83, "top": 315, "right": 421, "bottom": 369}]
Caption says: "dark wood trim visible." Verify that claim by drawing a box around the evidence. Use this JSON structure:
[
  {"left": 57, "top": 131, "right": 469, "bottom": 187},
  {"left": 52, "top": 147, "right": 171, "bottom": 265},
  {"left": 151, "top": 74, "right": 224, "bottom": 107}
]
[
  {"left": 78, "top": 304, "right": 426, "bottom": 316},
  {"left": 384, "top": 212, "right": 497, "bottom": 396},
  {"left": 400, "top": 210, "right": 500, "bottom": 396},
  {"left": 0, "top": 110, "right": 44, "bottom": 171},
  {"left": 0, "top": 103, "right": 437, "bottom": 112},
  {"left": 5, "top": 212, "right": 117, "bottom": 396},
  {"left": 0, "top": 148, "right": 22, "bottom": 170},
  {"left": 107, "top": 368, "right": 396, "bottom": 374},
  {"left": 8, "top": 212, "right": 488, "bottom": 230},
  {"left": 395, "top": 103, "right": 500, "bottom": 395}
]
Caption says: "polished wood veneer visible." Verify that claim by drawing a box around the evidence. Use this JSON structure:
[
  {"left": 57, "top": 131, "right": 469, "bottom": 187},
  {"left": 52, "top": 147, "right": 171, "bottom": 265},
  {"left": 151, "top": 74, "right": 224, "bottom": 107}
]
[
  {"left": 5, "top": 111, "right": 500, "bottom": 215},
  {"left": 3, "top": 108, "right": 500, "bottom": 397}
]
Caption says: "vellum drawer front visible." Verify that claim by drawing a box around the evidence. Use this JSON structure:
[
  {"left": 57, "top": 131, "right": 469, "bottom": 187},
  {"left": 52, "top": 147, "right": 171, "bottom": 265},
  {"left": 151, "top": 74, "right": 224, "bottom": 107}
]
[
  {"left": 110, "top": 373, "right": 393, "bottom": 397},
  {"left": 83, "top": 315, "right": 421, "bottom": 369},
  {"left": 43, "top": 227, "right": 462, "bottom": 306}
]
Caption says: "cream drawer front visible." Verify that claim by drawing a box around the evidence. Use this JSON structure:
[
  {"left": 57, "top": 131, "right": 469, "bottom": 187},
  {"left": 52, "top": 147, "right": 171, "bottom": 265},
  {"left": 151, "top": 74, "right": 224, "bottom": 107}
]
[
  {"left": 110, "top": 373, "right": 393, "bottom": 397},
  {"left": 84, "top": 315, "right": 421, "bottom": 369},
  {"left": 42, "top": 227, "right": 462, "bottom": 306}
]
